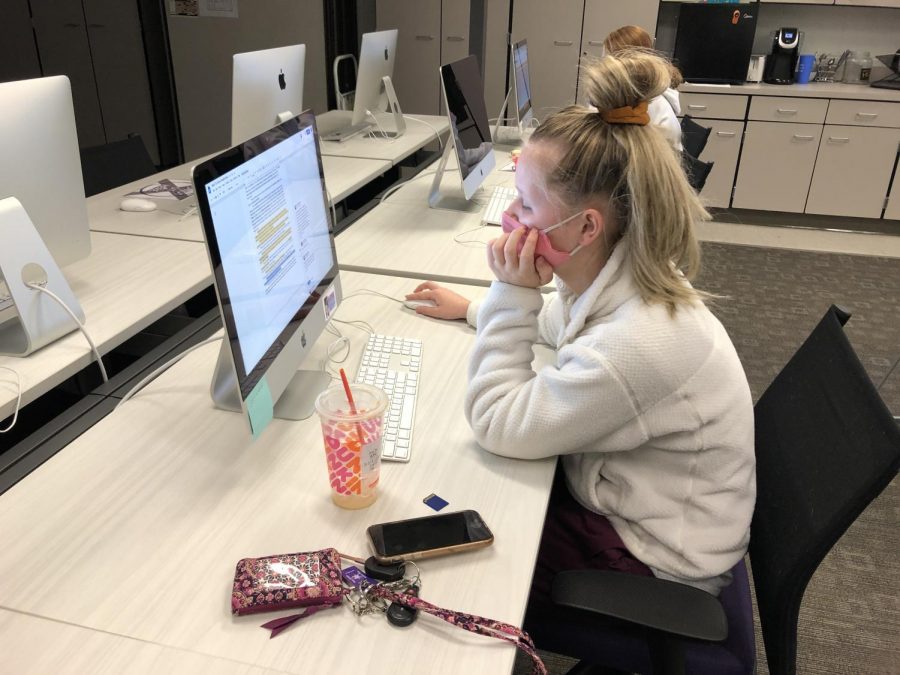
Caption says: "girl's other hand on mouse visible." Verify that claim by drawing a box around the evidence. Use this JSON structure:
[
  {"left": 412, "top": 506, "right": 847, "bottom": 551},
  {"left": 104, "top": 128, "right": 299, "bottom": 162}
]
[
  {"left": 487, "top": 228, "right": 553, "bottom": 288},
  {"left": 405, "top": 281, "right": 470, "bottom": 320}
]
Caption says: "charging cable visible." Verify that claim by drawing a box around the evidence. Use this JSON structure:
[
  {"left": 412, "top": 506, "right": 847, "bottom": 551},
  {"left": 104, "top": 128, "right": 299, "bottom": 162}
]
[
  {"left": 379, "top": 170, "right": 438, "bottom": 204},
  {"left": 115, "top": 335, "right": 222, "bottom": 411},
  {"left": 0, "top": 366, "right": 22, "bottom": 433},
  {"left": 27, "top": 282, "right": 108, "bottom": 383},
  {"left": 402, "top": 115, "right": 444, "bottom": 151}
]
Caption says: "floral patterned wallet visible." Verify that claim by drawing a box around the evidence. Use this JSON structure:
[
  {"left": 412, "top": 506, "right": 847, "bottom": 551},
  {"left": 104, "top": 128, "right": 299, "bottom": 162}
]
[{"left": 231, "top": 548, "right": 345, "bottom": 616}]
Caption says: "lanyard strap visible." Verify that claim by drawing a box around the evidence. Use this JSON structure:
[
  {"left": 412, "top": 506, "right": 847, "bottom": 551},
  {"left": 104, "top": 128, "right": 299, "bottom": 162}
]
[{"left": 372, "top": 585, "right": 547, "bottom": 675}]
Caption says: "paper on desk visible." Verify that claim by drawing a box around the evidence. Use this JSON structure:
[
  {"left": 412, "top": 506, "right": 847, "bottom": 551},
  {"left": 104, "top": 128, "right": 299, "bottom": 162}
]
[{"left": 126, "top": 178, "right": 194, "bottom": 201}]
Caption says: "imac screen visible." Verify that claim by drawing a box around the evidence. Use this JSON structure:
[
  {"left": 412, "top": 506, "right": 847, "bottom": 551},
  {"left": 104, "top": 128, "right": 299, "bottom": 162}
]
[
  {"left": 197, "top": 114, "right": 336, "bottom": 398},
  {"left": 441, "top": 55, "right": 493, "bottom": 182},
  {"left": 513, "top": 40, "right": 533, "bottom": 128},
  {"left": 231, "top": 44, "right": 306, "bottom": 145}
]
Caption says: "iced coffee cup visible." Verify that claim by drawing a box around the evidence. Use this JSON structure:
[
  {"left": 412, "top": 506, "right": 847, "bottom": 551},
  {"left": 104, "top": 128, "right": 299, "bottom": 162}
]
[{"left": 314, "top": 383, "right": 388, "bottom": 509}]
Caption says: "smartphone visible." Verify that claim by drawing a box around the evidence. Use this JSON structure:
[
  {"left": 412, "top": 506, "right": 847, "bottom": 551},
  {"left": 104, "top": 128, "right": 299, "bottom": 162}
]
[{"left": 366, "top": 510, "right": 494, "bottom": 563}]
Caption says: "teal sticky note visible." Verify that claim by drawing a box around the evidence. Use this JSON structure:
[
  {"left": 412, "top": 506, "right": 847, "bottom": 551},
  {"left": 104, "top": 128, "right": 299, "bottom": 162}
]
[{"left": 245, "top": 377, "right": 274, "bottom": 440}]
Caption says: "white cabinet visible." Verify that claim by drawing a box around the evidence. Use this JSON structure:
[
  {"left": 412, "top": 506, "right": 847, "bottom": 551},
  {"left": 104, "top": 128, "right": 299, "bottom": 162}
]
[
  {"left": 512, "top": 0, "right": 583, "bottom": 117},
  {"left": 696, "top": 120, "right": 745, "bottom": 208},
  {"left": 806, "top": 126, "right": 900, "bottom": 218},
  {"left": 732, "top": 121, "right": 822, "bottom": 213},
  {"left": 377, "top": 0, "right": 442, "bottom": 115},
  {"left": 580, "top": 0, "right": 660, "bottom": 62},
  {"left": 441, "top": 1, "right": 470, "bottom": 66}
]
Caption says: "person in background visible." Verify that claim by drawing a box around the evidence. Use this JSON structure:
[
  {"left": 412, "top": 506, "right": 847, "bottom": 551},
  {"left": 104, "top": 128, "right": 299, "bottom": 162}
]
[
  {"left": 405, "top": 50, "right": 755, "bottom": 607},
  {"left": 603, "top": 24, "right": 684, "bottom": 152}
]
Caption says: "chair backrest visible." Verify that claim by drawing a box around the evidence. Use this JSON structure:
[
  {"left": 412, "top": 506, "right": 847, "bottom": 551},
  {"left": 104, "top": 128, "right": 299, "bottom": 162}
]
[
  {"left": 682, "top": 150, "right": 713, "bottom": 192},
  {"left": 749, "top": 305, "right": 900, "bottom": 675},
  {"left": 680, "top": 115, "right": 712, "bottom": 158},
  {"left": 80, "top": 134, "right": 157, "bottom": 197}
]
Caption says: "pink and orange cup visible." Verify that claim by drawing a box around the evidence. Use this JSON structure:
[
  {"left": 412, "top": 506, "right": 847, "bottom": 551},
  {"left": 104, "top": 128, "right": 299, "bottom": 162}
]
[{"left": 314, "top": 382, "right": 388, "bottom": 509}]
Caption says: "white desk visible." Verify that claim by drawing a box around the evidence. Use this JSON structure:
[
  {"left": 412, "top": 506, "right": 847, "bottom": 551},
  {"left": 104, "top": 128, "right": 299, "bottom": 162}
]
[
  {"left": 318, "top": 111, "right": 450, "bottom": 165},
  {"left": 89, "top": 155, "right": 394, "bottom": 244},
  {"left": 0, "top": 609, "right": 285, "bottom": 675},
  {"left": 336, "top": 148, "right": 518, "bottom": 286},
  {"left": 0, "top": 271, "right": 556, "bottom": 675},
  {"left": 0, "top": 232, "right": 211, "bottom": 420}
]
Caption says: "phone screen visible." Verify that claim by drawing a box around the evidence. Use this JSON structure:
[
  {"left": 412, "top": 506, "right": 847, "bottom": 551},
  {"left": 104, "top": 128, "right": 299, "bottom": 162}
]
[{"left": 371, "top": 510, "right": 492, "bottom": 557}]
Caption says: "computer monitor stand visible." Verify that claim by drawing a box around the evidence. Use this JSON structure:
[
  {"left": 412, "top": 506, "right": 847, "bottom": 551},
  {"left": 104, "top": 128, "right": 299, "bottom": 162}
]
[
  {"left": 0, "top": 197, "right": 84, "bottom": 356},
  {"left": 381, "top": 76, "right": 406, "bottom": 138},
  {"left": 427, "top": 140, "right": 484, "bottom": 213},
  {"left": 492, "top": 88, "right": 518, "bottom": 143},
  {"left": 210, "top": 339, "right": 331, "bottom": 420}
]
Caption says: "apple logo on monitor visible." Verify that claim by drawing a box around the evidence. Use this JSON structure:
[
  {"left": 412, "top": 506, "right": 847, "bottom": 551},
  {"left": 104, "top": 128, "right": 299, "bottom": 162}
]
[{"left": 278, "top": 69, "right": 286, "bottom": 90}]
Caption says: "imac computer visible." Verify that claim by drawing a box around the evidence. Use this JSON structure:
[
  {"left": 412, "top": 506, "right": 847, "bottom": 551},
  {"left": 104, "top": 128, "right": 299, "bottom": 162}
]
[
  {"left": 231, "top": 44, "right": 306, "bottom": 145},
  {"left": 428, "top": 55, "right": 495, "bottom": 211},
  {"left": 193, "top": 110, "right": 342, "bottom": 433},
  {"left": 494, "top": 39, "right": 534, "bottom": 141},
  {"left": 321, "top": 29, "right": 404, "bottom": 142},
  {"left": 0, "top": 75, "right": 92, "bottom": 355}
]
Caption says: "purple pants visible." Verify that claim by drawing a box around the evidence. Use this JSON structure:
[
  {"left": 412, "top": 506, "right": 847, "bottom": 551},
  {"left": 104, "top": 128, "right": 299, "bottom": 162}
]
[{"left": 529, "top": 465, "right": 653, "bottom": 607}]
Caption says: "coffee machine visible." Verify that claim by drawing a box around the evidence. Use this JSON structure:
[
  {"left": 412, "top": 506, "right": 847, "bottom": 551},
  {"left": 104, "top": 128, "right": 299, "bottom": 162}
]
[{"left": 763, "top": 28, "right": 800, "bottom": 84}]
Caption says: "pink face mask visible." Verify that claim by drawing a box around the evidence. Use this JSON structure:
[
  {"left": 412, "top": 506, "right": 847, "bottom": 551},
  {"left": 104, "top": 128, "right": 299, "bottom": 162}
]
[{"left": 500, "top": 210, "right": 584, "bottom": 268}]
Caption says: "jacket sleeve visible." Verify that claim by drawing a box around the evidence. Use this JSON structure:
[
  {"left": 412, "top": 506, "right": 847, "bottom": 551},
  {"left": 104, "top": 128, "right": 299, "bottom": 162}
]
[{"left": 464, "top": 282, "right": 646, "bottom": 460}]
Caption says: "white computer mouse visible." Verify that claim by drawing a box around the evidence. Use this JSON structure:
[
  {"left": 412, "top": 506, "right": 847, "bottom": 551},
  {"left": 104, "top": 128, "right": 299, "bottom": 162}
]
[
  {"left": 119, "top": 197, "right": 158, "bottom": 212},
  {"left": 403, "top": 299, "right": 437, "bottom": 310}
]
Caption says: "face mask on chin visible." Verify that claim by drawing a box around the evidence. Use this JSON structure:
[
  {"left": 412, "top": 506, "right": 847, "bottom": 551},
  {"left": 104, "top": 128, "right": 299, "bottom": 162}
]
[{"left": 500, "top": 210, "right": 584, "bottom": 268}]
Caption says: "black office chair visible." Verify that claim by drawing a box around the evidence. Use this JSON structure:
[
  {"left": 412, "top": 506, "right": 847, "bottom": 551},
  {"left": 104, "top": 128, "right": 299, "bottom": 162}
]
[
  {"left": 680, "top": 115, "right": 712, "bottom": 159},
  {"left": 682, "top": 150, "right": 714, "bottom": 192},
  {"left": 79, "top": 134, "right": 157, "bottom": 197},
  {"left": 525, "top": 305, "right": 900, "bottom": 674}
]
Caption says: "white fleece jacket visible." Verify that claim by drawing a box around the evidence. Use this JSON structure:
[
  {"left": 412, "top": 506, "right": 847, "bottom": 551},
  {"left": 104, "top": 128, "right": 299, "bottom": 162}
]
[
  {"left": 464, "top": 242, "right": 755, "bottom": 593},
  {"left": 649, "top": 88, "right": 683, "bottom": 152}
]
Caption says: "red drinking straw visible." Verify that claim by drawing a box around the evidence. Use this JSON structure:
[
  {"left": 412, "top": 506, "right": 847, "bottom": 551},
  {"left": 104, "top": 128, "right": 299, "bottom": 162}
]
[{"left": 339, "top": 368, "right": 366, "bottom": 447}]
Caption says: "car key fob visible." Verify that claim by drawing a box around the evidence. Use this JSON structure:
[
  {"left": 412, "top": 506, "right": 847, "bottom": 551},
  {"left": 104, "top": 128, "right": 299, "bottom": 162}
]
[
  {"left": 386, "top": 583, "right": 420, "bottom": 627},
  {"left": 364, "top": 556, "right": 406, "bottom": 582}
]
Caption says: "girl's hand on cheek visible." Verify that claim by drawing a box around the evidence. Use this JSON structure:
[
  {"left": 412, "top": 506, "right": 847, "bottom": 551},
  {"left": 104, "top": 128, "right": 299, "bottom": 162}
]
[{"left": 487, "top": 228, "right": 551, "bottom": 288}]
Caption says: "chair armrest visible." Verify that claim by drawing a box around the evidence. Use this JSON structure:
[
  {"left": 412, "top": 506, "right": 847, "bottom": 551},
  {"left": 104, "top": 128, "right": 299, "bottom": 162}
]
[{"left": 551, "top": 570, "right": 727, "bottom": 642}]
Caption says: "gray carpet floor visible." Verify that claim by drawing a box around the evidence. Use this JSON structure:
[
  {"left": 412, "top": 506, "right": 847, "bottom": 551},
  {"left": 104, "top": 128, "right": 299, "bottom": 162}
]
[{"left": 513, "top": 241, "right": 900, "bottom": 675}]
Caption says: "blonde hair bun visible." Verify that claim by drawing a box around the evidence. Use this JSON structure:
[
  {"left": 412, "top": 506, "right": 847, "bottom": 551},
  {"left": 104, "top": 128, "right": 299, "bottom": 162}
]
[{"left": 582, "top": 49, "right": 670, "bottom": 114}]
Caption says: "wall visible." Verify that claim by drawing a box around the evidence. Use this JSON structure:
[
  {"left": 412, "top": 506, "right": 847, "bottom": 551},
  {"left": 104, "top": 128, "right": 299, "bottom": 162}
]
[
  {"left": 167, "top": 0, "right": 327, "bottom": 161},
  {"left": 657, "top": 3, "right": 900, "bottom": 78}
]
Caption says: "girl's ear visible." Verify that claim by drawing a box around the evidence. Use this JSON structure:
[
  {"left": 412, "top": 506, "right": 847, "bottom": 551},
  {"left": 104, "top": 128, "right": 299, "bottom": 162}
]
[{"left": 580, "top": 207, "right": 605, "bottom": 244}]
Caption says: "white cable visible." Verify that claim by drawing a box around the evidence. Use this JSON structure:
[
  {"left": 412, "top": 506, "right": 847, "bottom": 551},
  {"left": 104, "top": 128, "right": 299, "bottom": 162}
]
[
  {"left": 365, "top": 110, "right": 394, "bottom": 142},
  {"left": 380, "top": 170, "right": 438, "bottom": 204},
  {"left": 0, "top": 366, "right": 22, "bottom": 433},
  {"left": 342, "top": 289, "right": 404, "bottom": 305},
  {"left": 115, "top": 336, "right": 222, "bottom": 410},
  {"left": 453, "top": 223, "right": 491, "bottom": 248},
  {"left": 27, "top": 282, "right": 108, "bottom": 383},
  {"left": 402, "top": 115, "right": 444, "bottom": 150}
]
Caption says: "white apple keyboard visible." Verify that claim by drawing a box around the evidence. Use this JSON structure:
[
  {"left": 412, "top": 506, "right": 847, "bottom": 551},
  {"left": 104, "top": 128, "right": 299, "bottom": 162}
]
[
  {"left": 482, "top": 185, "right": 516, "bottom": 225},
  {"left": 355, "top": 334, "right": 423, "bottom": 462}
]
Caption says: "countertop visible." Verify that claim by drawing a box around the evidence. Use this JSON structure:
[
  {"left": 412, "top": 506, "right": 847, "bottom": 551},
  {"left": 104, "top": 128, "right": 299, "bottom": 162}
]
[{"left": 680, "top": 81, "right": 900, "bottom": 102}]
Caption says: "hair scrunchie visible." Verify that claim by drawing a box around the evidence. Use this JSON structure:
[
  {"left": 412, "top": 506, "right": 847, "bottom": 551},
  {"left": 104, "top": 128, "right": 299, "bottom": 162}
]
[{"left": 599, "top": 101, "right": 650, "bottom": 125}]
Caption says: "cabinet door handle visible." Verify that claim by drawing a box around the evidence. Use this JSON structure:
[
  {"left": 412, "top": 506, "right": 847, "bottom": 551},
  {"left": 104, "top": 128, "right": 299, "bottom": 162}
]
[
  {"left": 688, "top": 104, "right": 707, "bottom": 110},
  {"left": 587, "top": 40, "right": 604, "bottom": 46},
  {"left": 415, "top": 35, "right": 435, "bottom": 41},
  {"left": 554, "top": 40, "right": 573, "bottom": 46},
  {"left": 777, "top": 108, "right": 798, "bottom": 114},
  {"left": 446, "top": 36, "right": 464, "bottom": 42},
  {"left": 63, "top": 22, "right": 81, "bottom": 28},
  {"left": 792, "top": 134, "right": 815, "bottom": 141},
  {"left": 827, "top": 137, "right": 850, "bottom": 143},
  {"left": 855, "top": 112, "right": 878, "bottom": 119},
  {"left": 716, "top": 131, "right": 736, "bottom": 137}
]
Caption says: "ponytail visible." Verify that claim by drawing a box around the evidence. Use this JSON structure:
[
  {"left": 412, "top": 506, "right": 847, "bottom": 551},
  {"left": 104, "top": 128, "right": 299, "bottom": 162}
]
[{"left": 529, "top": 49, "right": 709, "bottom": 313}]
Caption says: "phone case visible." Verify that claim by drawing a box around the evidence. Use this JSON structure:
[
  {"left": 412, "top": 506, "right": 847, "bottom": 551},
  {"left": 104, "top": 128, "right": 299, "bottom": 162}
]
[{"left": 231, "top": 548, "right": 345, "bottom": 616}]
